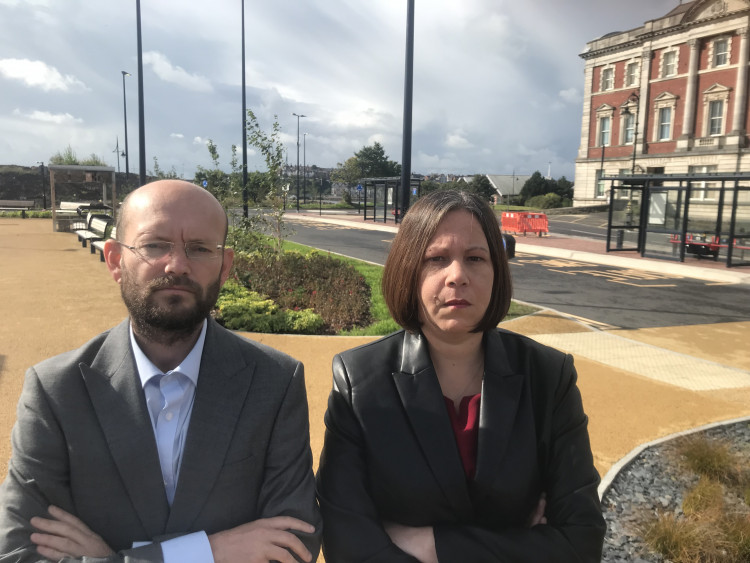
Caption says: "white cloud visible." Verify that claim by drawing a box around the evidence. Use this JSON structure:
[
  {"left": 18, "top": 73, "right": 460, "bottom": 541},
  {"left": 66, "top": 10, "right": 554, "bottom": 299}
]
[
  {"left": 12, "top": 108, "right": 81, "bottom": 124},
  {"left": 193, "top": 136, "right": 207, "bottom": 145},
  {"left": 445, "top": 132, "right": 473, "bottom": 149},
  {"left": 143, "top": 51, "right": 213, "bottom": 93},
  {"left": 170, "top": 133, "right": 184, "bottom": 139},
  {"left": 559, "top": 88, "right": 580, "bottom": 104},
  {"left": 0, "top": 58, "right": 86, "bottom": 92}
]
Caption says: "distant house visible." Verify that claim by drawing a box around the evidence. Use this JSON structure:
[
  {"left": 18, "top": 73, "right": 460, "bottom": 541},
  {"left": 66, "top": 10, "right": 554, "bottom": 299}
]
[{"left": 486, "top": 174, "right": 532, "bottom": 203}]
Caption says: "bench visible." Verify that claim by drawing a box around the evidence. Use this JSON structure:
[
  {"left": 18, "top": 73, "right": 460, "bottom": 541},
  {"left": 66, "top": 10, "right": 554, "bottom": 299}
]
[
  {"left": 74, "top": 215, "right": 113, "bottom": 251},
  {"left": 92, "top": 226, "right": 116, "bottom": 262},
  {"left": 0, "top": 200, "right": 35, "bottom": 217}
]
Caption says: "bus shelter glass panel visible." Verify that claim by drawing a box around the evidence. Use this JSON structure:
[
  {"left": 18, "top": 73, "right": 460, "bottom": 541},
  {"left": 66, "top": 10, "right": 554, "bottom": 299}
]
[
  {"left": 728, "top": 186, "right": 750, "bottom": 267},
  {"left": 643, "top": 187, "right": 685, "bottom": 261},
  {"left": 609, "top": 185, "right": 642, "bottom": 249}
]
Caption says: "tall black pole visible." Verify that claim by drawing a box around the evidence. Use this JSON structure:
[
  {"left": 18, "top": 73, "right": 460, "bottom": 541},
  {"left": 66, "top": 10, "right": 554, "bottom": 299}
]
[
  {"left": 292, "top": 112, "right": 305, "bottom": 212},
  {"left": 38, "top": 162, "right": 46, "bottom": 209},
  {"left": 136, "top": 0, "right": 146, "bottom": 186},
  {"left": 399, "top": 0, "right": 415, "bottom": 219},
  {"left": 241, "top": 0, "right": 248, "bottom": 217},
  {"left": 121, "top": 71, "right": 131, "bottom": 182},
  {"left": 303, "top": 132, "right": 307, "bottom": 205}
]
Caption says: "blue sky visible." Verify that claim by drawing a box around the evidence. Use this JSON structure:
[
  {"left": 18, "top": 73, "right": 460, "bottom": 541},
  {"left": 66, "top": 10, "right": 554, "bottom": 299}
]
[{"left": 0, "top": 0, "right": 679, "bottom": 180}]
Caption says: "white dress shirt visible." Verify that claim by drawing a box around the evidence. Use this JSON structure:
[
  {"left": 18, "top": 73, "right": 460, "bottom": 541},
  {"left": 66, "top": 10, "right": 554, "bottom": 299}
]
[{"left": 130, "top": 320, "right": 214, "bottom": 562}]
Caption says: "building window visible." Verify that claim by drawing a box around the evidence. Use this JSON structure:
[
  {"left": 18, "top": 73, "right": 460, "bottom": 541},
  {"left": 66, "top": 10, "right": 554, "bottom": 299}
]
[
  {"left": 701, "top": 84, "right": 731, "bottom": 138},
  {"left": 662, "top": 50, "right": 677, "bottom": 77},
  {"left": 599, "top": 116, "right": 611, "bottom": 146},
  {"left": 625, "top": 62, "right": 639, "bottom": 87},
  {"left": 623, "top": 113, "right": 635, "bottom": 144},
  {"left": 595, "top": 169, "right": 606, "bottom": 198},
  {"left": 709, "top": 100, "right": 724, "bottom": 135},
  {"left": 658, "top": 107, "right": 672, "bottom": 140},
  {"left": 688, "top": 165, "right": 717, "bottom": 200},
  {"left": 713, "top": 38, "right": 729, "bottom": 66},
  {"left": 601, "top": 67, "right": 614, "bottom": 91}
]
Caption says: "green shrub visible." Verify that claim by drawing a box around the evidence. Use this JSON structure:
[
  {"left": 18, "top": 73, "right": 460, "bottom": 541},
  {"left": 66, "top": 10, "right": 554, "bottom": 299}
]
[
  {"left": 214, "top": 280, "right": 324, "bottom": 334},
  {"left": 232, "top": 250, "right": 371, "bottom": 332},
  {"left": 525, "top": 193, "right": 563, "bottom": 209}
]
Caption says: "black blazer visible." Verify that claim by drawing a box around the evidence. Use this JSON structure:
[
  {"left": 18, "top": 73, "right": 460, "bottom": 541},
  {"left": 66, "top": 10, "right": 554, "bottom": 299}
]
[{"left": 316, "top": 329, "right": 605, "bottom": 562}]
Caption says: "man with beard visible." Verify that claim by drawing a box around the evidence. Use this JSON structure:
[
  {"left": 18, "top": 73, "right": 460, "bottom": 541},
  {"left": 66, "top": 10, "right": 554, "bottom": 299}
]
[{"left": 0, "top": 180, "right": 321, "bottom": 562}]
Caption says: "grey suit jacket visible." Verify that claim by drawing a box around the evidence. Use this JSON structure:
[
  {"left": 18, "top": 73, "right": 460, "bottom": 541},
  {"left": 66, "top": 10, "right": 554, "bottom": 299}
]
[{"left": 0, "top": 318, "right": 321, "bottom": 562}]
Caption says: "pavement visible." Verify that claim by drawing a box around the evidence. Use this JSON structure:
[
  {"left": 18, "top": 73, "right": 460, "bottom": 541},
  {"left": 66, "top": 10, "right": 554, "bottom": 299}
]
[{"left": 1, "top": 214, "right": 749, "bottom": 497}]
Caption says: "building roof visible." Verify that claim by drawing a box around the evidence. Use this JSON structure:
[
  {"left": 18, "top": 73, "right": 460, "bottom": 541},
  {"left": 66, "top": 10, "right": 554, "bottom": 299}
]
[{"left": 486, "top": 174, "right": 531, "bottom": 196}]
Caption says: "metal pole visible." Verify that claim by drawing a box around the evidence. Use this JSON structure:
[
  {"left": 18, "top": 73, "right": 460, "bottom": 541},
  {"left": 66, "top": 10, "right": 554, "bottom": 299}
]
[
  {"left": 399, "top": 0, "right": 415, "bottom": 218},
  {"left": 241, "top": 0, "right": 248, "bottom": 217},
  {"left": 303, "top": 132, "right": 307, "bottom": 205},
  {"left": 38, "top": 162, "right": 46, "bottom": 209},
  {"left": 292, "top": 113, "right": 305, "bottom": 212},
  {"left": 121, "top": 71, "right": 131, "bottom": 182},
  {"left": 136, "top": 0, "right": 146, "bottom": 186},
  {"left": 631, "top": 107, "right": 639, "bottom": 174}
]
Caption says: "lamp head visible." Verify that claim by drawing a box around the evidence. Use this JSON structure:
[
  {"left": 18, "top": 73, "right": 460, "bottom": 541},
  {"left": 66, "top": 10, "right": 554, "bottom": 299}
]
[{"left": 122, "top": 71, "right": 131, "bottom": 77}]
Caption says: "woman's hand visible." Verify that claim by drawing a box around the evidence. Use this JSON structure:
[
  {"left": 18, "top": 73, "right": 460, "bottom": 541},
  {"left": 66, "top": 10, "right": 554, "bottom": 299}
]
[
  {"left": 384, "top": 522, "right": 438, "bottom": 563},
  {"left": 527, "top": 493, "right": 548, "bottom": 527}
]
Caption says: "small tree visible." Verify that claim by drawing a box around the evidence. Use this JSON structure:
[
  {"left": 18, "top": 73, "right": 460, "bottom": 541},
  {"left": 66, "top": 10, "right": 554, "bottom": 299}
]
[{"left": 246, "top": 110, "right": 287, "bottom": 253}]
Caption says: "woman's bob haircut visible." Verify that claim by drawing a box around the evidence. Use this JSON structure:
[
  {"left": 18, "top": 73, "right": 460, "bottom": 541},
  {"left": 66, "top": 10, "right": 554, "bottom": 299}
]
[{"left": 383, "top": 190, "right": 512, "bottom": 333}]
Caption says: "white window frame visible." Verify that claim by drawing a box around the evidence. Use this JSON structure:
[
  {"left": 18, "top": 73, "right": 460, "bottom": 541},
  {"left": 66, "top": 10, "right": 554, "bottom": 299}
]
[
  {"left": 701, "top": 84, "right": 731, "bottom": 138},
  {"left": 688, "top": 165, "right": 718, "bottom": 201},
  {"left": 595, "top": 169, "right": 606, "bottom": 198},
  {"left": 710, "top": 37, "right": 731, "bottom": 67},
  {"left": 594, "top": 104, "right": 615, "bottom": 147},
  {"left": 625, "top": 61, "right": 639, "bottom": 87},
  {"left": 652, "top": 92, "right": 678, "bottom": 142},
  {"left": 709, "top": 100, "right": 723, "bottom": 135},
  {"left": 661, "top": 49, "right": 678, "bottom": 78},
  {"left": 600, "top": 66, "right": 614, "bottom": 91}
]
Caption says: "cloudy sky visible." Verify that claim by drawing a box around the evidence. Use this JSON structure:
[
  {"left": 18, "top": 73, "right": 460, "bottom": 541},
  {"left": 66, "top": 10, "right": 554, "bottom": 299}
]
[{"left": 1, "top": 0, "right": 680, "bottom": 180}]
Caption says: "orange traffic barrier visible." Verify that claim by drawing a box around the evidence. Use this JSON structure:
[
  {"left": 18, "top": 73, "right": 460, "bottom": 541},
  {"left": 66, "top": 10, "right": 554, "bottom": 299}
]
[{"left": 501, "top": 212, "right": 548, "bottom": 236}]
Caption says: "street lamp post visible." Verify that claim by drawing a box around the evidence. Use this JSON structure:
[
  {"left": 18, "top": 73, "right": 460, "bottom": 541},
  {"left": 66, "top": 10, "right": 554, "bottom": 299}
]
[
  {"left": 292, "top": 112, "right": 305, "bottom": 212},
  {"left": 121, "top": 71, "right": 131, "bottom": 182},
  {"left": 37, "top": 161, "right": 46, "bottom": 209},
  {"left": 303, "top": 132, "right": 307, "bottom": 204},
  {"left": 241, "top": 0, "right": 248, "bottom": 218},
  {"left": 135, "top": 0, "right": 146, "bottom": 186},
  {"left": 621, "top": 91, "right": 640, "bottom": 174}
]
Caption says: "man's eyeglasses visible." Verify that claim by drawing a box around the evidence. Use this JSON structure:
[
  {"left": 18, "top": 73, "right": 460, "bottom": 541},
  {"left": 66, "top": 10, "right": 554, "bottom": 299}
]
[{"left": 119, "top": 240, "right": 225, "bottom": 262}]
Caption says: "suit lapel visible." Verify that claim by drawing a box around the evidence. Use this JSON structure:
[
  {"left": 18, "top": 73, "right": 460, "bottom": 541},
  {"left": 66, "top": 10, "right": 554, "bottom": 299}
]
[
  {"left": 392, "top": 331, "right": 473, "bottom": 519},
  {"left": 166, "top": 321, "right": 255, "bottom": 533},
  {"left": 83, "top": 319, "right": 170, "bottom": 539},
  {"left": 473, "top": 330, "right": 527, "bottom": 487}
]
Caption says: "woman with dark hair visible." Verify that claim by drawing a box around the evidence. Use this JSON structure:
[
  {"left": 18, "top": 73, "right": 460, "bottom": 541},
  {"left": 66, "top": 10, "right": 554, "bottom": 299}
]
[{"left": 316, "top": 190, "right": 605, "bottom": 562}]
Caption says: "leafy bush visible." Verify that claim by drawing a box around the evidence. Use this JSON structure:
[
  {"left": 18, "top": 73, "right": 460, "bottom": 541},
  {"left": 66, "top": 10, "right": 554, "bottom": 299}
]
[
  {"left": 232, "top": 250, "right": 371, "bottom": 332},
  {"left": 525, "top": 193, "right": 563, "bottom": 209},
  {"left": 214, "top": 280, "right": 324, "bottom": 334}
]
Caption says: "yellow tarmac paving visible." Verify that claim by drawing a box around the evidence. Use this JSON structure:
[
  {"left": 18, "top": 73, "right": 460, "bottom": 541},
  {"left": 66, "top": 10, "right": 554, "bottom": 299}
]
[{"left": 1, "top": 217, "right": 749, "bottom": 485}]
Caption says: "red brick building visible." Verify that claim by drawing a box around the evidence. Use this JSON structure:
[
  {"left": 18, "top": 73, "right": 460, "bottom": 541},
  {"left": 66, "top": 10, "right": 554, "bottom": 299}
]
[{"left": 574, "top": 0, "right": 750, "bottom": 205}]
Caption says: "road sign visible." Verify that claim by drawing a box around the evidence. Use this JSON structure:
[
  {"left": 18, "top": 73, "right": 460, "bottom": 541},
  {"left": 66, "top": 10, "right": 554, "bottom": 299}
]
[
  {"left": 202, "top": 180, "right": 208, "bottom": 187},
  {"left": 356, "top": 183, "right": 362, "bottom": 192}
]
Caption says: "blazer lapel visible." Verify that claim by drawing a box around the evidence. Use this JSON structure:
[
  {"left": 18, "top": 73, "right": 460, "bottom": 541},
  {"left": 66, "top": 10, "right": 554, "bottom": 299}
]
[
  {"left": 392, "top": 331, "right": 473, "bottom": 519},
  {"left": 473, "top": 330, "right": 529, "bottom": 487},
  {"left": 83, "top": 319, "right": 170, "bottom": 539},
  {"left": 166, "top": 321, "right": 255, "bottom": 533}
]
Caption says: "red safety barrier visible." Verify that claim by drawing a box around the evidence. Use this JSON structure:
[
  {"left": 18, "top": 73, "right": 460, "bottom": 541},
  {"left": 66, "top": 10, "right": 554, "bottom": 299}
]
[{"left": 501, "top": 212, "right": 549, "bottom": 236}]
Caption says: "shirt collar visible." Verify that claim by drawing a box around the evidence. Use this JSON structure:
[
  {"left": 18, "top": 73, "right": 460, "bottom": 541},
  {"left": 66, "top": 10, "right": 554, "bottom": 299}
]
[{"left": 130, "top": 319, "right": 207, "bottom": 389}]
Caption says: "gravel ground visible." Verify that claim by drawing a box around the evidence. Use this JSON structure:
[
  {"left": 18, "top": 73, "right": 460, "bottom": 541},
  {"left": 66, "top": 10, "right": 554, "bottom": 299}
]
[{"left": 601, "top": 420, "right": 750, "bottom": 562}]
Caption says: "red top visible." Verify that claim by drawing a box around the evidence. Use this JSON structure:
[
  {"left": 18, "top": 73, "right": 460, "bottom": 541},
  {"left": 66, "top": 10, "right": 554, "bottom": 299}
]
[{"left": 443, "top": 393, "right": 481, "bottom": 479}]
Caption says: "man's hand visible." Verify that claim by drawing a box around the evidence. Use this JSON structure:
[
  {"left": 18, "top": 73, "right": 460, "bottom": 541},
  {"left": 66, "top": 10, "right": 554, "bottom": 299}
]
[
  {"left": 383, "top": 522, "right": 438, "bottom": 563},
  {"left": 30, "top": 505, "right": 115, "bottom": 560},
  {"left": 208, "top": 516, "right": 315, "bottom": 563}
]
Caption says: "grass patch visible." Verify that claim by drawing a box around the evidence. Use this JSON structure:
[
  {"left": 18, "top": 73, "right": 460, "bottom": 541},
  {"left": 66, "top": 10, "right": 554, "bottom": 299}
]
[
  {"left": 283, "top": 240, "right": 538, "bottom": 336},
  {"left": 639, "top": 434, "right": 750, "bottom": 562}
]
